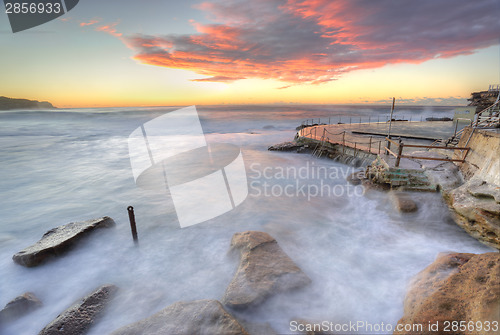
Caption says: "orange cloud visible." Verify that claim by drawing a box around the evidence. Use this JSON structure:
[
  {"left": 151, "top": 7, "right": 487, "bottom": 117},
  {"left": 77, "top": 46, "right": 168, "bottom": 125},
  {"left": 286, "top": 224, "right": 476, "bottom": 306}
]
[
  {"left": 80, "top": 19, "right": 99, "bottom": 27},
  {"left": 125, "top": 0, "right": 500, "bottom": 84},
  {"left": 96, "top": 22, "right": 122, "bottom": 37}
]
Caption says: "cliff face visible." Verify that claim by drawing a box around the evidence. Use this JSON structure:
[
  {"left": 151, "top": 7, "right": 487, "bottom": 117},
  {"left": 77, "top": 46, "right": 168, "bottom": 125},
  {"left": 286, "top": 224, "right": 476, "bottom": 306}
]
[
  {"left": 0, "top": 96, "right": 55, "bottom": 110},
  {"left": 467, "top": 89, "right": 499, "bottom": 113},
  {"left": 446, "top": 128, "right": 500, "bottom": 249}
]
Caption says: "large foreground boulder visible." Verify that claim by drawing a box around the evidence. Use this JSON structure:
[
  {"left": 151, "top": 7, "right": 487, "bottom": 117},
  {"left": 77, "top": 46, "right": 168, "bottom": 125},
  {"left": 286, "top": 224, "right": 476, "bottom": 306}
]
[
  {"left": 445, "top": 178, "right": 500, "bottom": 249},
  {"left": 394, "top": 252, "right": 500, "bottom": 335},
  {"left": 0, "top": 292, "right": 42, "bottom": 322},
  {"left": 13, "top": 217, "right": 115, "bottom": 267},
  {"left": 110, "top": 300, "right": 249, "bottom": 335},
  {"left": 222, "top": 231, "right": 311, "bottom": 309},
  {"left": 39, "top": 284, "right": 117, "bottom": 335}
]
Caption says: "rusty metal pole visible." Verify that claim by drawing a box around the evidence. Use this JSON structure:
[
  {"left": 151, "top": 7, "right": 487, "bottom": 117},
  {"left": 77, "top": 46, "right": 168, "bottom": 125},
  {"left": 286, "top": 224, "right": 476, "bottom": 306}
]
[{"left": 127, "top": 206, "right": 139, "bottom": 245}]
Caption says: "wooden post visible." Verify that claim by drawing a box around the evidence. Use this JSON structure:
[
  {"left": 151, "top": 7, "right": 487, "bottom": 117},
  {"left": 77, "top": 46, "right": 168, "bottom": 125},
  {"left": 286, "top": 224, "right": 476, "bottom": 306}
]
[
  {"left": 342, "top": 131, "right": 345, "bottom": 154},
  {"left": 354, "top": 142, "right": 357, "bottom": 156},
  {"left": 369, "top": 136, "right": 372, "bottom": 153},
  {"left": 368, "top": 116, "right": 371, "bottom": 124},
  {"left": 386, "top": 97, "right": 395, "bottom": 155},
  {"left": 395, "top": 139, "right": 403, "bottom": 167},
  {"left": 378, "top": 141, "right": 381, "bottom": 155},
  {"left": 328, "top": 117, "right": 331, "bottom": 124},
  {"left": 350, "top": 117, "right": 352, "bottom": 124},
  {"left": 454, "top": 119, "right": 459, "bottom": 138}
]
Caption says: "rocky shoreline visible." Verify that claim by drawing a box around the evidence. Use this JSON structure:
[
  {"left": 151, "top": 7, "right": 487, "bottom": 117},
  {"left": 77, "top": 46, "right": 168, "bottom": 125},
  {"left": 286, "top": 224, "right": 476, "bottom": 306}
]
[
  {"left": 267, "top": 125, "right": 499, "bottom": 334},
  {"left": 3, "top": 228, "right": 311, "bottom": 334},
  {"left": 1, "top": 126, "right": 497, "bottom": 334}
]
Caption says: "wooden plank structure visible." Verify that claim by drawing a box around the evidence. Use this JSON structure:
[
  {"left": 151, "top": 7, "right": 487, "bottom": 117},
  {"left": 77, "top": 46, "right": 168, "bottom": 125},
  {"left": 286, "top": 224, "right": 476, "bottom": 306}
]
[{"left": 384, "top": 137, "right": 470, "bottom": 167}]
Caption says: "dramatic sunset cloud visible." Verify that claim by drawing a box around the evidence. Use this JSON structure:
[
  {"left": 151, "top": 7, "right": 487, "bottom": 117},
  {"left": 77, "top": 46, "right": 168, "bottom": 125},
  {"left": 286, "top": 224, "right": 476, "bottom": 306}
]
[{"left": 124, "top": 0, "right": 500, "bottom": 84}]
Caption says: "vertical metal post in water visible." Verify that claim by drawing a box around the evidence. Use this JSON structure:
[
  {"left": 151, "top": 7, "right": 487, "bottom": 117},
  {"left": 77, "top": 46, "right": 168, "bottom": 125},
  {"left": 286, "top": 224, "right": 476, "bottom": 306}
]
[
  {"left": 454, "top": 119, "right": 459, "bottom": 138},
  {"left": 127, "top": 206, "right": 139, "bottom": 245}
]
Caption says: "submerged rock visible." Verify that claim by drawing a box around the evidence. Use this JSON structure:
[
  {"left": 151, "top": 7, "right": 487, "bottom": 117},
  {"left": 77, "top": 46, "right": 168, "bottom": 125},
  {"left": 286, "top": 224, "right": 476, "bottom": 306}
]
[
  {"left": 110, "top": 300, "right": 249, "bottom": 335},
  {"left": 39, "top": 284, "right": 117, "bottom": 335},
  {"left": 0, "top": 292, "right": 42, "bottom": 322},
  {"left": 391, "top": 192, "right": 418, "bottom": 213},
  {"left": 395, "top": 252, "right": 500, "bottom": 335},
  {"left": 268, "top": 141, "right": 307, "bottom": 152},
  {"left": 445, "top": 178, "right": 500, "bottom": 249},
  {"left": 346, "top": 170, "right": 366, "bottom": 185},
  {"left": 222, "top": 231, "right": 311, "bottom": 309},
  {"left": 13, "top": 217, "right": 115, "bottom": 267}
]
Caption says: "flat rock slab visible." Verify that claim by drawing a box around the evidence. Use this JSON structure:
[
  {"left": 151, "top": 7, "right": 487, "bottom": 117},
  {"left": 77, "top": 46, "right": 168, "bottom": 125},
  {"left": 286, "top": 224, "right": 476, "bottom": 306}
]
[
  {"left": 222, "top": 231, "right": 311, "bottom": 309},
  {"left": 268, "top": 141, "right": 306, "bottom": 152},
  {"left": 13, "top": 217, "right": 115, "bottom": 267},
  {"left": 110, "top": 300, "right": 249, "bottom": 335},
  {"left": 395, "top": 252, "right": 500, "bottom": 335},
  {"left": 0, "top": 292, "right": 42, "bottom": 322},
  {"left": 39, "top": 284, "right": 117, "bottom": 335}
]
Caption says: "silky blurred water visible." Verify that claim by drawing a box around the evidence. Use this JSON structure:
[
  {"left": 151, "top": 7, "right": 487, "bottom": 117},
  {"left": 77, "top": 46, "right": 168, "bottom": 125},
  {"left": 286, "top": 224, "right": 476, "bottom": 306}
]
[{"left": 0, "top": 105, "right": 492, "bottom": 334}]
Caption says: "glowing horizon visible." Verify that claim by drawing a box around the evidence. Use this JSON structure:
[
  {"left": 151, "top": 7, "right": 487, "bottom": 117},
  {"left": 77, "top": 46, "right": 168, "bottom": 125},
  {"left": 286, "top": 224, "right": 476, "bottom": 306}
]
[{"left": 0, "top": 0, "right": 498, "bottom": 108}]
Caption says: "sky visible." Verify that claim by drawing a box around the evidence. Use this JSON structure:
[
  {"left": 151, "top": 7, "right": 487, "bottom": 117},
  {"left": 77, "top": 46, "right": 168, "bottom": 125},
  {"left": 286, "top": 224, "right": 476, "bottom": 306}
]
[{"left": 0, "top": 0, "right": 499, "bottom": 108}]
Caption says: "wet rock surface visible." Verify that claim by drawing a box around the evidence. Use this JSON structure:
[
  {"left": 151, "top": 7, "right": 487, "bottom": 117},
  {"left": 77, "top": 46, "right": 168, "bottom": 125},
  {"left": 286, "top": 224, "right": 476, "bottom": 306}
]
[
  {"left": 395, "top": 252, "right": 500, "bottom": 335},
  {"left": 110, "top": 300, "right": 249, "bottom": 335},
  {"left": 39, "top": 284, "right": 117, "bottom": 335},
  {"left": 13, "top": 217, "right": 115, "bottom": 267},
  {"left": 268, "top": 141, "right": 307, "bottom": 152},
  {"left": 445, "top": 178, "right": 500, "bottom": 249},
  {"left": 391, "top": 191, "right": 418, "bottom": 213},
  {"left": 0, "top": 292, "right": 42, "bottom": 322},
  {"left": 222, "top": 231, "right": 311, "bottom": 309}
]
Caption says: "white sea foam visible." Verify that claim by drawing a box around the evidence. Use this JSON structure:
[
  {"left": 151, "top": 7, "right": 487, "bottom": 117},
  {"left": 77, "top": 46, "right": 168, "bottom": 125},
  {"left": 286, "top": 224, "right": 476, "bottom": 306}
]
[{"left": 0, "top": 105, "right": 490, "bottom": 335}]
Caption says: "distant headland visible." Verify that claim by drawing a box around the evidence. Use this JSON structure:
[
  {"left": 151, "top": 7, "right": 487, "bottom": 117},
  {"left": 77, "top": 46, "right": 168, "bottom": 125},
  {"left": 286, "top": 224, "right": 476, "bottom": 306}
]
[{"left": 0, "top": 96, "right": 56, "bottom": 110}]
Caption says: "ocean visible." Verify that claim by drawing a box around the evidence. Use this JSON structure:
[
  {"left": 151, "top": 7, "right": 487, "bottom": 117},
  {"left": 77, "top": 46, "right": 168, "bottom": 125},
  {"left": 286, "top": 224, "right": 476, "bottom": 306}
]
[{"left": 0, "top": 105, "right": 492, "bottom": 334}]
